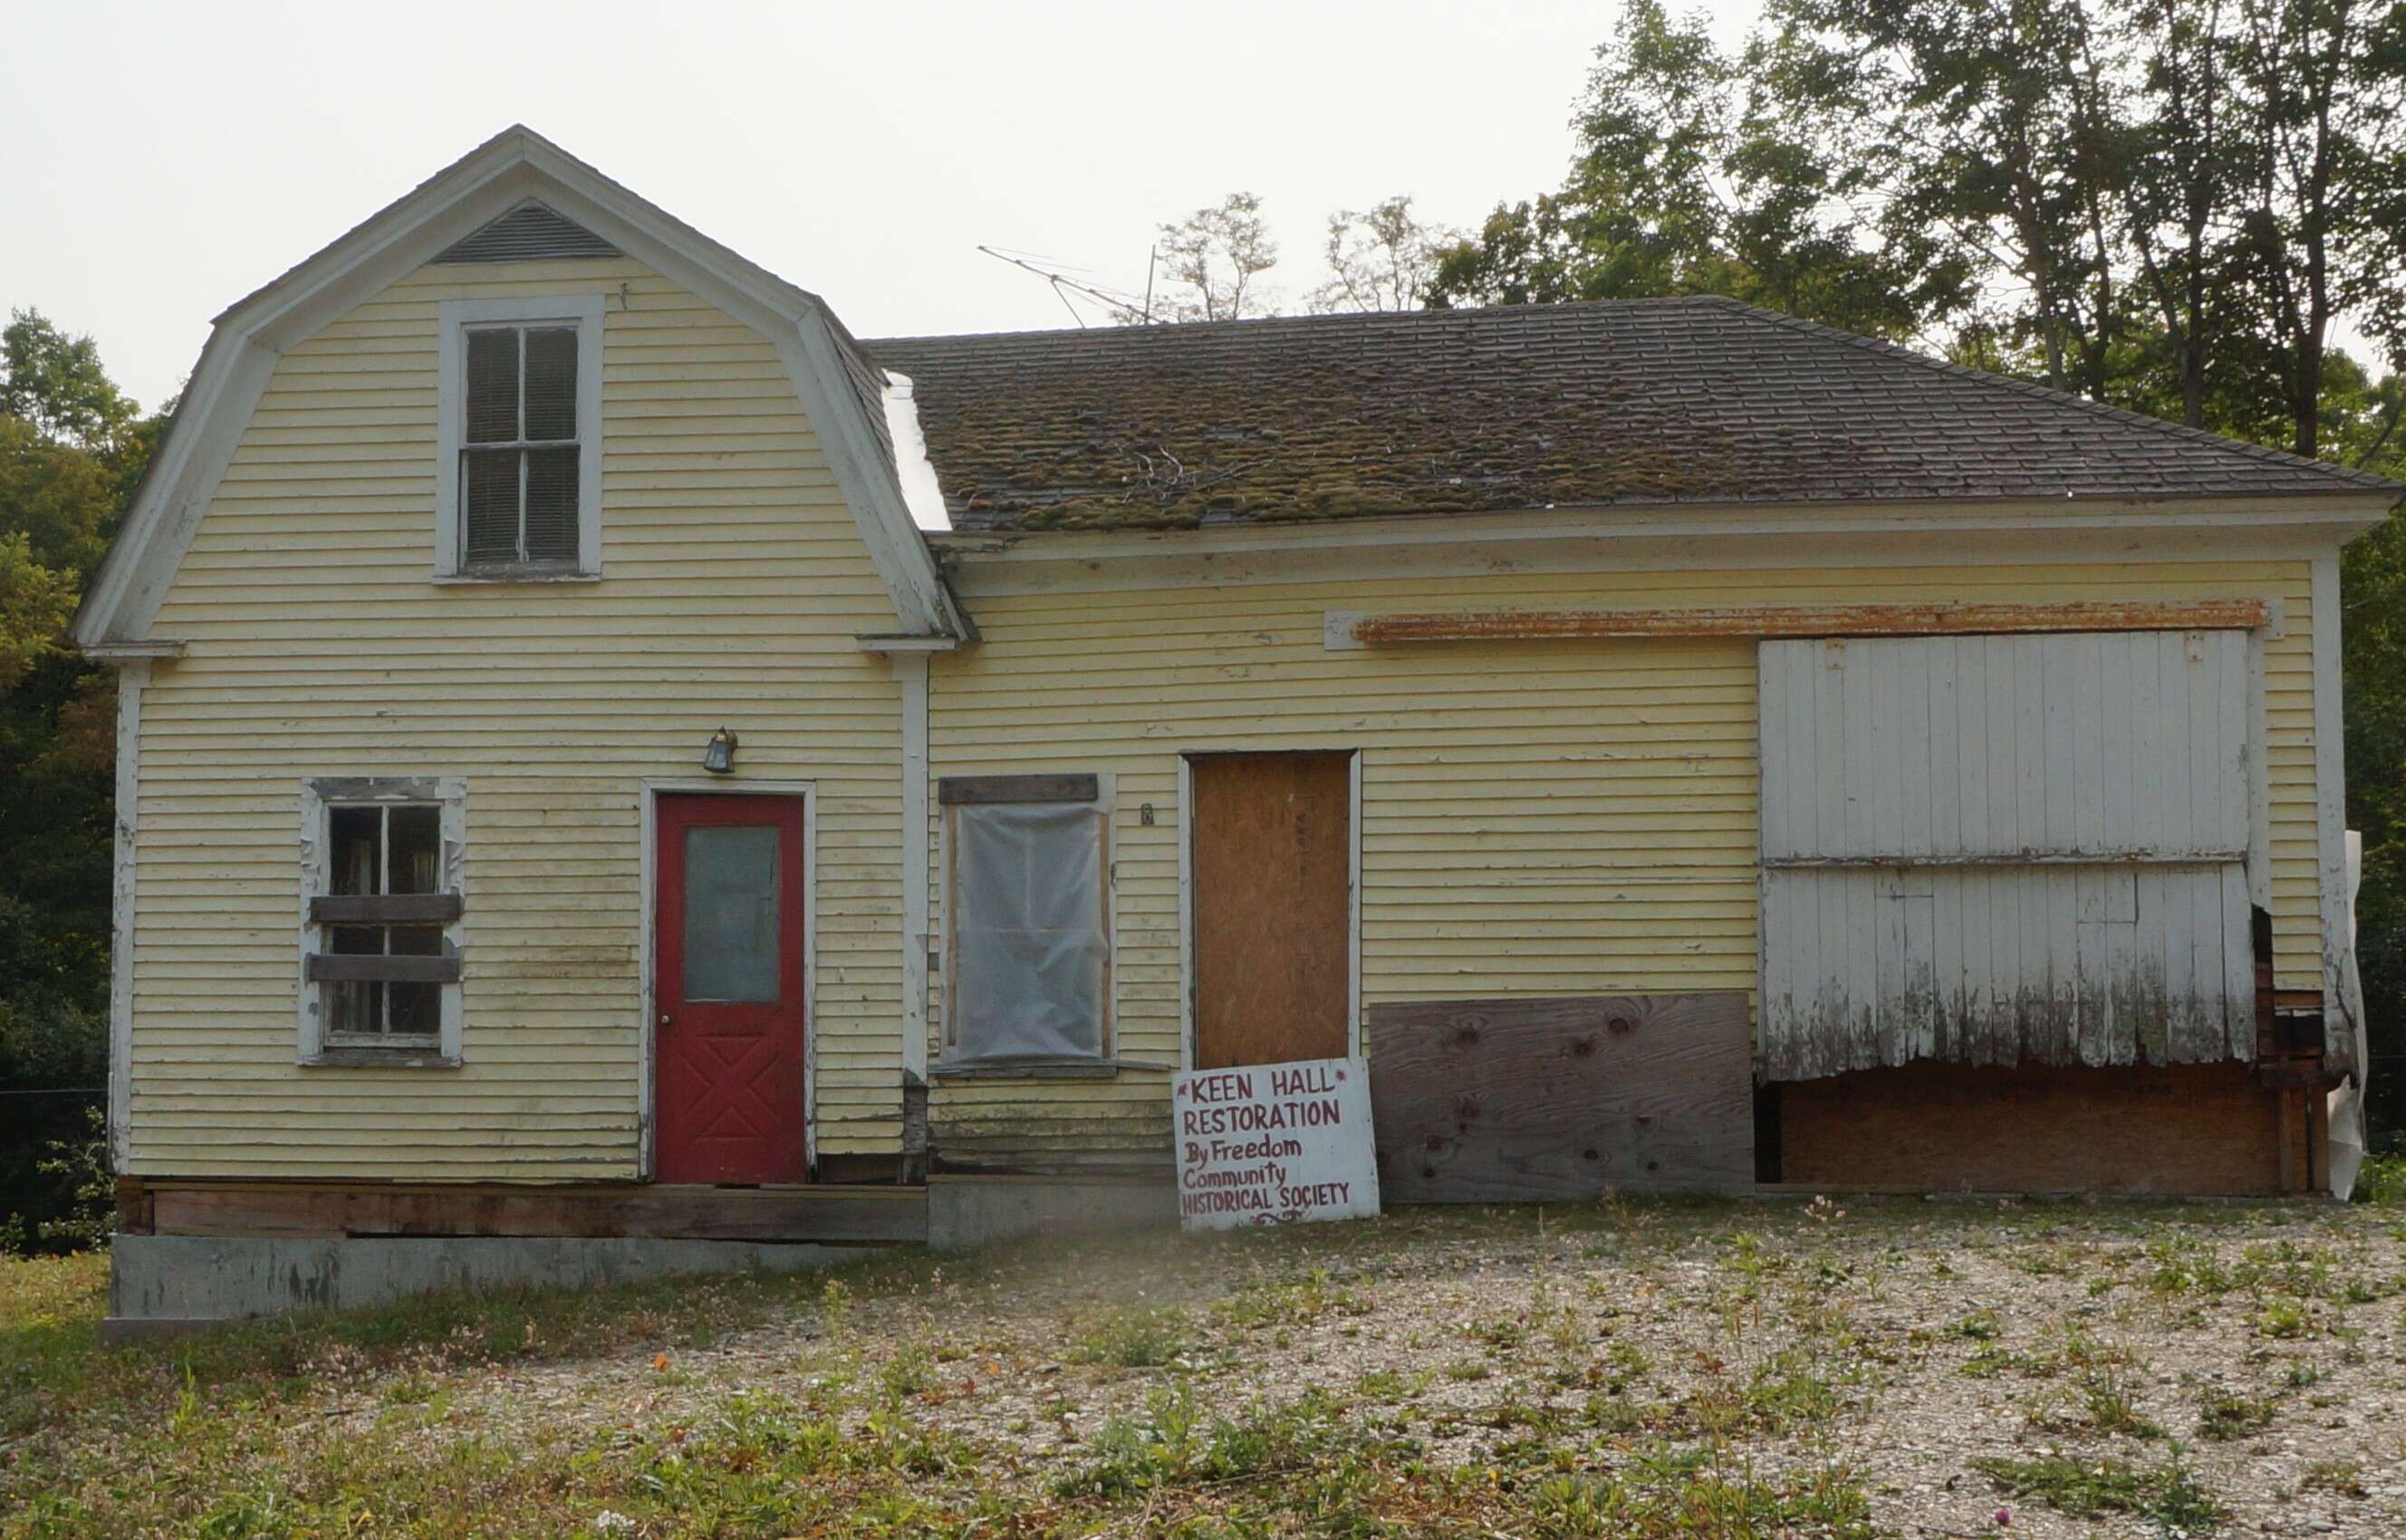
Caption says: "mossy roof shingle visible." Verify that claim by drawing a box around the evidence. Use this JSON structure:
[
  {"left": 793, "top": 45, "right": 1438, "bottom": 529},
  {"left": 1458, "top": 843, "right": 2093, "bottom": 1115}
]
[{"left": 865, "top": 296, "right": 2399, "bottom": 534}]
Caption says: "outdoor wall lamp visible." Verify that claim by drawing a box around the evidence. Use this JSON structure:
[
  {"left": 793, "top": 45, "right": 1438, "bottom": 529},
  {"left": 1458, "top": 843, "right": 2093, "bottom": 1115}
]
[{"left": 701, "top": 727, "right": 738, "bottom": 775}]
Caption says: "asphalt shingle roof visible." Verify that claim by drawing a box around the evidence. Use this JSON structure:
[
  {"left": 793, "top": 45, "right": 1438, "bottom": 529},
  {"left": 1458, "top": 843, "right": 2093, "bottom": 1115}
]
[{"left": 865, "top": 296, "right": 2400, "bottom": 534}]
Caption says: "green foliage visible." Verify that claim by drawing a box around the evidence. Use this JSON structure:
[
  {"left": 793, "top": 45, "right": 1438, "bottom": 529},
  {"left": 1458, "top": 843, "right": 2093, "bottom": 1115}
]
[
  {"left": 1430, "top": 0, "right": 1936, "bottom": 338},
  {"left": 1, "top": 312, "right": 140, "bottom": 453},
  {"left": 0, "top": 309, "right": 157, "bottom": 1256},
  {"left": 1974, "top": 1451, "right": 2224, "bottom": 1530},
  {"left": 2196, "top": 1387, "right": 2276, "bottom": 1440},
  {"left": 1067, "top": 1303, "right": 1193, "bottom": 1367}
]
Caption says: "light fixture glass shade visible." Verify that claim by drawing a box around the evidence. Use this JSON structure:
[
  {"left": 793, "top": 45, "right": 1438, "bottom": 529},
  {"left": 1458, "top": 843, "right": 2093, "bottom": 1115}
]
[{"left": 702, "top": 727, "right": 737, "bottom": 775}]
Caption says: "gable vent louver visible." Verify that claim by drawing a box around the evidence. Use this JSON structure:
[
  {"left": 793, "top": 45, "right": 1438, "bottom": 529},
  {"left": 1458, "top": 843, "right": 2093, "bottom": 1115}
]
[{"left": 432, "top": 203, "right": 621, "bottom": 264}]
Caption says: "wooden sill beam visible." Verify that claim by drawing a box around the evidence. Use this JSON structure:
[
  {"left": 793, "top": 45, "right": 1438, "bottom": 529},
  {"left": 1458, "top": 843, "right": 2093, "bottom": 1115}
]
[
  {"left": 304, "top": 951, "right": 461, "bottom": 985},
  {"left": 309, "top": 893, "right": 462, "bottom": 925},
  {"left": 1346, "top": 598, "right": 2275, "bottom": 646}
]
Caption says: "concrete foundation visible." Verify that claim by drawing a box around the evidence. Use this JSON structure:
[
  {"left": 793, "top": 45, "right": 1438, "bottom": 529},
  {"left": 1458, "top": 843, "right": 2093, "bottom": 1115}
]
[
  {"left": 104, "top": 1233, "right": 865, "bottom": 1341},
  {"left": 926, "top": 1172, "right": 1176, "bottom": 1250}
]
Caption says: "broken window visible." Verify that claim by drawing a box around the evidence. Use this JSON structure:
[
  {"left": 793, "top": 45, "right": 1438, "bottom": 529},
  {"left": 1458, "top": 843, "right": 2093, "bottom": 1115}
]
[
  {"left": 941, "top": 780, "right": 1112, "bottom": 1064},
  {"left": 303, "top": 780, "right": 464, "bottom": 1058}
]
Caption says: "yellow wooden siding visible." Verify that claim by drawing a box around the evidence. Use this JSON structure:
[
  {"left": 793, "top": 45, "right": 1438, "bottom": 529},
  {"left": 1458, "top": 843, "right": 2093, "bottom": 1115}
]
[
  {"left": 130, "top": 257, "right": 906, "bottom": 1179},
  {"left": 925, "top": 558, "right": 2320, "bottom": 1163}
]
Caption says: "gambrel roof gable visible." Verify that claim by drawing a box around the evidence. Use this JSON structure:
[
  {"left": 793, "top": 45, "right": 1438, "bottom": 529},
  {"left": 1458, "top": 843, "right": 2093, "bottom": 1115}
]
[{"left": 74, "top": 125, "right": 967, "bottom": 648}]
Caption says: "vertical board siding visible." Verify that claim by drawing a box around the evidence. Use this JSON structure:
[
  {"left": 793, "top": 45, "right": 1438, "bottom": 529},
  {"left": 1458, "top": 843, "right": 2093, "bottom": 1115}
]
[
  {"left": 130, "top": 257, "right": 906, "bottom": 1179},
  {"left": 1760, "top": 864, "right": 2254, "bottom": 1078},
  {"left": 1760, "top": 631, "right": 2250, "bottom": 861},
  {"left": 1757, "top": 631, "right": 2255, "bottom": 1080},
  {"left": 929, "top": 563, "right": 2319, "bottom": 1164}
]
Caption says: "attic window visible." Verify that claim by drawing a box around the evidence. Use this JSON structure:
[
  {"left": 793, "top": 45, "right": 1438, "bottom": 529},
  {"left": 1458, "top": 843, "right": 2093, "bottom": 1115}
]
[{"left": 435, "top": 295, "right": 604, "bottom": 580}]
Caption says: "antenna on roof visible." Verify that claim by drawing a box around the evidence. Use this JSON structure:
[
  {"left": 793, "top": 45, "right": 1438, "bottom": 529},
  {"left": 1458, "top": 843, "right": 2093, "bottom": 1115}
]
[{"left": 977, "top": 245, "right": 1153, "bottom": 327}]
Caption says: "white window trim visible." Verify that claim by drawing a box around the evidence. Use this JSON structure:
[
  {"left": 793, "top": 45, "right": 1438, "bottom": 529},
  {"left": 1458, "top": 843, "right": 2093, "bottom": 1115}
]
[
  {"left": 934, "top": 774, "right": 1119, "bottom": 1072},
  {"left": 297, "top": 775, "right": 467, "bottom": 1066},
  {"left": 434, "top": 294, "right": 605, "bottom": 580}
]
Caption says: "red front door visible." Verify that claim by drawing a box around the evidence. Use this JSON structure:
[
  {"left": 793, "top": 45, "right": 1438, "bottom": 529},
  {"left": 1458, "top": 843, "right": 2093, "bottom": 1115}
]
[{"left": 654, "top": 794, "right": 807, "bottom": 1183}]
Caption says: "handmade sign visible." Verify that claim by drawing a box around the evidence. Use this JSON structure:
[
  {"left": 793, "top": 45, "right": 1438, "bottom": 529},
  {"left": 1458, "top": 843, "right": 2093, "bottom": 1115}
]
[{"left": 1171, "top": 1056, "right": 1381, "bottom": 1229}]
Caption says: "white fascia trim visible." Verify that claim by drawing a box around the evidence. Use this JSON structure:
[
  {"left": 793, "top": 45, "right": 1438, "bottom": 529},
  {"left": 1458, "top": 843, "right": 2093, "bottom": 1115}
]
[
  {"left": 932, "top": 493, "right": 2397, "bottom": 568},
  {"left": 2311, "top": 554, "right": 2358, "bottom": 1076},
  {"left": 106, "top": 660, "right": 147, "bottom": 1169},
  {"left": 937, "top": 503, "right": 2389, "bottom": 601},
  {"left": 71, "top": 335, "right": 276, "bottom": 648},
  {"left": 434, "top": 294, "right": 606, "bottom": 577},
  {"left": 74, "top": 125, "right": 968, "bottom": 645},
  {"left": 785, "top": 311, "right": 972, "bottom": 639},
  {"left": 82, "top": 640, "right": 187, "bottom": 661},
  {"left": 855, "top": 633, "right": 960, "bottom": 653},
  {"left": 893, "top": 652, "right": 932, "bottom": 1082}
]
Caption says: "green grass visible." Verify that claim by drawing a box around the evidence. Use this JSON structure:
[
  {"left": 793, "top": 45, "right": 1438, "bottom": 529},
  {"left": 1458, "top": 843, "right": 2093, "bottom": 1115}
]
[
  {"left": 2353, "top": 1151, "right": 2406, "bottom": 1206},
  {"left": 5, "top": 1196, "right": 2392, "bottom": 1538},
  {"left": 1975, "top": 1452, "right": 2223, "bottom": 1531},
  {"left": 1065, "top": 1302, "right": 1193, "bottom": 1367},
  {"left": 2195, "top": 1386, "right": 2277, "bottom": 1441}
]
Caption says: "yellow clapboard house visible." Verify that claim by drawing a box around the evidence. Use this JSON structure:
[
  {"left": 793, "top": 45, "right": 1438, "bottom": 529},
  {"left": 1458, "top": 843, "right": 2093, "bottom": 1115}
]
[{"left": 74, "top": 130, "right": 2396, "bottom": 1332}]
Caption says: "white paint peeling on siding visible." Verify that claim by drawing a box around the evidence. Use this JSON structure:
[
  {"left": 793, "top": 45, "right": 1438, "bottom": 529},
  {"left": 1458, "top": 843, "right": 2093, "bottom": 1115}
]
[{"left": 1758, "top": 630, "right": 2257, "bottom": 1080}]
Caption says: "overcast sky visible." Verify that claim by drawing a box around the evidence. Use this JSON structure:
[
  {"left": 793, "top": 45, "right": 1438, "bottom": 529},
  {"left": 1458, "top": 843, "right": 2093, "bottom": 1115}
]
[{"left": 2, "top": 2, "right": 1765, "bottom": 414}]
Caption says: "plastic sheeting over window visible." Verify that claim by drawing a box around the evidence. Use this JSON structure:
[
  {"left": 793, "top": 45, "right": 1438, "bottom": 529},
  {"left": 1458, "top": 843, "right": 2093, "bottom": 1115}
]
[{"left": 947, "top": 800, "right": 1109, "bottom": 1063}]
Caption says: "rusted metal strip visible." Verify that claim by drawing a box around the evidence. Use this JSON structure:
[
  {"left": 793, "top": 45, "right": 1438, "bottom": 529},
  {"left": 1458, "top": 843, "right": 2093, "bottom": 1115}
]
[{"left": 1349, "top": 598, "right": 2274, "bottom": 645}]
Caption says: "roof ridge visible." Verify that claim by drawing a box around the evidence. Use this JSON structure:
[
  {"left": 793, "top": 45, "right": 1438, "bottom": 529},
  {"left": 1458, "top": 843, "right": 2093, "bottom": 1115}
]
[
  {"left": 1698, "top": 295, "right": 2405, "bottom": 496},
  {"left": 863, "top": 294, "right": 1718, "bottom": 351}
]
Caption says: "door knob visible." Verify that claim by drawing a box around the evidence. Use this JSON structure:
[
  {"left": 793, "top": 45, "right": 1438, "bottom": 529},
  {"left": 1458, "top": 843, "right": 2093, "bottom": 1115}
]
[{"left": 659, "top": 1012, "right": 673, "bottom": 1028}]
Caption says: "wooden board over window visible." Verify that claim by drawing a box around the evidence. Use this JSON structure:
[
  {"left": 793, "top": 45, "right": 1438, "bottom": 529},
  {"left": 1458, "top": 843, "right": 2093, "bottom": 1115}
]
[{"left": 1189, "top": 751, "right": 1353, "bottom": 1070}]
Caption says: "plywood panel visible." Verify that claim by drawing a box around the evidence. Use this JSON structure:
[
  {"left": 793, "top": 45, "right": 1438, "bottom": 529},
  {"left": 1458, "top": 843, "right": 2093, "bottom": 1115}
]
[
  {"left": 1189, "top": 752, "right": 1352, "bottom": 1070},
  {"left": 1366, "top": 993, "right": 1753, "bottom": 1200}
]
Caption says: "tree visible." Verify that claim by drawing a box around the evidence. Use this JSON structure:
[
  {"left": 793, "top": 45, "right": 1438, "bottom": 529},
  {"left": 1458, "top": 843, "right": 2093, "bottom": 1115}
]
[
  {"left": 1756, "top": 0, "right": 2406, "bottom": 456},
  {"left": 1429, "top": 0, "right": 1946, "bottom": 340},
  {"left": 1308, "top": 197, "right": 1455, "bottom": 313},
  {"left": 0, "top": 309, "right": 150, "bottom": 1253},
  {"left": 2225, "top": 0, "right": 2406, "bottom": 457},
  {"left": 3, "top": 310, "right": 139, "bottom": 451},
  {"left": 1153, "top": 193, "right": 1279, "bottom": 322}
]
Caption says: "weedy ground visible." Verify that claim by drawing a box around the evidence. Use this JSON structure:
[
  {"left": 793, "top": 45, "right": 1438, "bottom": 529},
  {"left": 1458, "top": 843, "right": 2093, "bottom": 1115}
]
[{"left": 5, "top": 1179, "right": 2406, "bottom": 1538}]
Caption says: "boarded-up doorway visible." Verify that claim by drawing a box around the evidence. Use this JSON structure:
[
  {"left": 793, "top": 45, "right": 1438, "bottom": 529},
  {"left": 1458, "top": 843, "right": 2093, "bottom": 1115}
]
[{"left": 1188, "top": 751, "right": 1354, "bottom": 1070}]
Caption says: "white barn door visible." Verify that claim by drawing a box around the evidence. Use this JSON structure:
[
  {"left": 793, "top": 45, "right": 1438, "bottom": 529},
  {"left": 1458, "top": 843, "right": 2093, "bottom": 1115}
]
[{"left": 1757, "top": 630, "right": 2256, "bottom": 1079}]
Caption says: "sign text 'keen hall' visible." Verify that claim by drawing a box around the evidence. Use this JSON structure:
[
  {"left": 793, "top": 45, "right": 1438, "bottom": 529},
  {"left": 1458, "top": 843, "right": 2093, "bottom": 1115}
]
[{"left": 1171, "top": 1058, "right": 1381, "bottom": 1229}]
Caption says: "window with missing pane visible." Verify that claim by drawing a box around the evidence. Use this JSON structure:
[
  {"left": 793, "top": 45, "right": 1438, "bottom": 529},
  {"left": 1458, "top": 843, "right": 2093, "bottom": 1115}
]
[
  {"left": 321, "top": 802, "right": 448, "bottom": 1044},
  {"left": 460, "top": 323, "right": 583, "bottom": 570}
]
